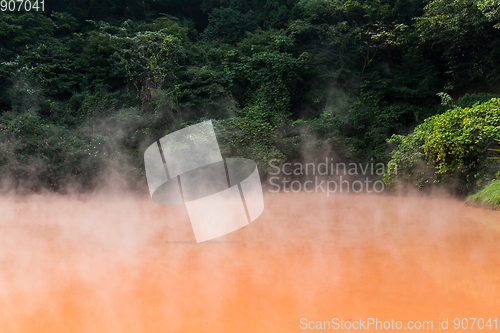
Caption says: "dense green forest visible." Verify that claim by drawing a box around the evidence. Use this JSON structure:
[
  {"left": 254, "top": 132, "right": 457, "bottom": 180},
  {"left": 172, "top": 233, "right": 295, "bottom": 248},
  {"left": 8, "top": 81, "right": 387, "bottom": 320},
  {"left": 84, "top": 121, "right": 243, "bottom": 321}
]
[{"left": 1, "top": 0, "right": 500, "bottom": 196}]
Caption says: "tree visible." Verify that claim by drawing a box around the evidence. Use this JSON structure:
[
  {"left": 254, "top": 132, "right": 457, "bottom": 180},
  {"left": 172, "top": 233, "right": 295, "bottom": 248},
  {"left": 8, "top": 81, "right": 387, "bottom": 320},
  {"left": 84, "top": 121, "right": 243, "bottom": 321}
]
[
  {"left": 202, "top": 7, "right": 257, "bottom": 44},
  {"left": 385, "top": 97, "right": 500, "bottom": 193},
  {"left": 416, "top": 0, "right": 500, "bottom": 89}
]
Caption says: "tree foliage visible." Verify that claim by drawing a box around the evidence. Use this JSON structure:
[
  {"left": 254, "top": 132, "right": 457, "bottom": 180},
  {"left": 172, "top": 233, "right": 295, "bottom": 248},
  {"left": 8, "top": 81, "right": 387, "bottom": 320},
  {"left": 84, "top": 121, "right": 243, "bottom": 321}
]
[
  {"left": 1, "top": 0, "right": 500, "bottom": 192},
  {"left": 385, "top": 97, "right": 500, "bottom": 193}
]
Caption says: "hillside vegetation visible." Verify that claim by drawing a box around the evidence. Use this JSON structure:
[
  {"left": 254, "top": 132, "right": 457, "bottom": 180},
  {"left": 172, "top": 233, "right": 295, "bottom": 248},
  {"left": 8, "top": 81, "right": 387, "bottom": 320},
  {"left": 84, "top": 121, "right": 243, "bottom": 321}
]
[{"left": 1, "top": 0, "right": 499, "bottom": 198}]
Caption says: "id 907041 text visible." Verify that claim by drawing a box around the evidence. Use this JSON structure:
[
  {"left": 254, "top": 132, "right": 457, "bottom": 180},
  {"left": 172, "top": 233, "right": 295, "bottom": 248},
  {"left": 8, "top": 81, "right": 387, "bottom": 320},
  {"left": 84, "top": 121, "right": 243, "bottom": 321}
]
[{"left": 1, "top": 0, "right": 44, "bottom": 12}]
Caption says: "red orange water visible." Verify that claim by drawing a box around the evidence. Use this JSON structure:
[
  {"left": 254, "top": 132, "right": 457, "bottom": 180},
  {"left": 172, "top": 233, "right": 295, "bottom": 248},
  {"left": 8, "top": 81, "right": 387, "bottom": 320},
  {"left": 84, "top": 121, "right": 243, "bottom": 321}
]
[{"left": 0, "top": 192, "right": 499, "bottom": 332}]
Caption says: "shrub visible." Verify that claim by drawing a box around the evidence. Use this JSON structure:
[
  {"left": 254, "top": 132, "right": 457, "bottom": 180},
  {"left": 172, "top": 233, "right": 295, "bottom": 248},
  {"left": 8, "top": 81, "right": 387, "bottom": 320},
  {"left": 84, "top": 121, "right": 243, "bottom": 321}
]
[{"left": 384, "top": 98, "right": 500, "bottom": 193}]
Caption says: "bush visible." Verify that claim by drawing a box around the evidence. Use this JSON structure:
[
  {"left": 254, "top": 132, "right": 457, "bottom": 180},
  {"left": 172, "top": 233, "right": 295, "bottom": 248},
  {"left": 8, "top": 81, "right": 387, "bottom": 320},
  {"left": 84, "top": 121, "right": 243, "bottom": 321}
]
[{"left": 384, "top": 98, "right": 500, "bottom": 193}]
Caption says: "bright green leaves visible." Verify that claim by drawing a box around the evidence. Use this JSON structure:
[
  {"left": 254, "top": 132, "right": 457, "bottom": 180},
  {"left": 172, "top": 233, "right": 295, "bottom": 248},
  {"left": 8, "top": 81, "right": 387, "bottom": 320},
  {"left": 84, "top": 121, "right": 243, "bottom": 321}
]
[
  {"left": 477, "top": 0, "right": 500, "bottom": 28},
  {"left": 417, "top": 99, "right": 500, "bottom": 168},
  {"left": 386, "top": 97, "right": 500, "bottom": 192}
]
